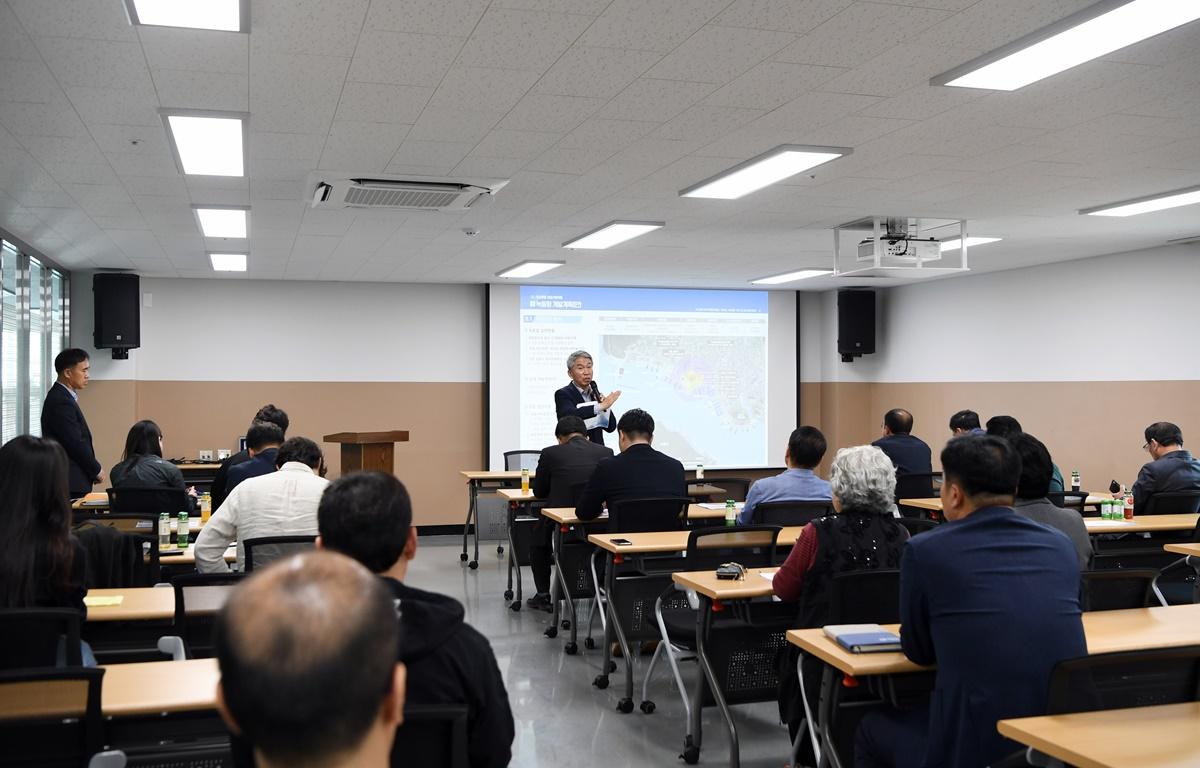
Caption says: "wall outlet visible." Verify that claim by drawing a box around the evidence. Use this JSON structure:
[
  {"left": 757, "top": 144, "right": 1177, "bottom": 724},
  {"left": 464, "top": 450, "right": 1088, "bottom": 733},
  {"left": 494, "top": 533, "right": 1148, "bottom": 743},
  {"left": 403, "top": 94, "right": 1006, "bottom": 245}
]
[
  {"left": 217, "top": 449, "right": 231, "bottom": 460},
  {"left": 199, "top": 450, "right": 214, "bottom": 461}
]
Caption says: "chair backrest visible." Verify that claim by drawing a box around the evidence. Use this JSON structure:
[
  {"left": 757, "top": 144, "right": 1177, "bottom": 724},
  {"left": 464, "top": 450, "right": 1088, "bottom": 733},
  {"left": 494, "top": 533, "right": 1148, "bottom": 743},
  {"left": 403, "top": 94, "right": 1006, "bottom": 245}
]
[
  {"left": 1080, "top": 569, "right": 1156, "bottom": 611},
  {"left": 0, "top": 608, "right": 82, "bottom": 669},
  {"left": 1046, "top": 644, "right": 1200, "bottom": 715},
  {"left": 1046, "top": 491, "right": 1089, "bottom": 515},
  {"left": 607, "top": 497, "right": 690, "bottom": 534},
  {"left": 502, "top": 450, "right": 541, "bottom": 471},
  {"left": 710, "top": 477, "right": 752, "bottom": 502},
  {"left": 172, "top": 573, "right": 244, "bottom": 658},
  {"left": 106, "top": 486, "right": 190, "bottom": 517},
  {"left": 0, "top": 667, "right": 105, "bottom": 767},
  {"left": 898, "top": 517, "right": 939, "bottom": 538},
  {"left": 390, "top": 704, "right": 469, "bottom": 768},
  {"left": 1140, "top": 490, "right": 1200, "bottom": 516},
  {"left": 828, "top": 569, "right": 902, "bottom": 625},
  {"left": 894, "top": 472, "right": 940, "bottom": 500},
  {"left": 684, "top": 525, "right": 781, "bottom": 570},
  {"left": 72, "top": 513, "right": 161, "bottom": 587},
  {"left": 243, "top": 535, "right": 317, "bottom": 572},
  {"left": 752, "top": 500, "right": 832, "bottom": 526}
]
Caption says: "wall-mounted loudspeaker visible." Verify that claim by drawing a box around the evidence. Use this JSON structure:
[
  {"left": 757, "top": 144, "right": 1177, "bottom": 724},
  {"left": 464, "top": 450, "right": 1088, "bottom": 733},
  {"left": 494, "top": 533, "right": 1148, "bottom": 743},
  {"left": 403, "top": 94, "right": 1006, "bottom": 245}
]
[
  {"left": 838, "top": 289, "right": 875, "bottom": 363},
  {"left": 93, "top": 273, "right": 140, "bottom": 360}
]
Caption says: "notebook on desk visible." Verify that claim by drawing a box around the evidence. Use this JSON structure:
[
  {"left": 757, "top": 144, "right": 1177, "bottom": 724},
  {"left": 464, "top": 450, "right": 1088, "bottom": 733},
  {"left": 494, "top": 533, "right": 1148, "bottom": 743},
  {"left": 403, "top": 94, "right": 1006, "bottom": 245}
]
[{"left": 823, "top": 623, "right": 902, "bottom": 653}]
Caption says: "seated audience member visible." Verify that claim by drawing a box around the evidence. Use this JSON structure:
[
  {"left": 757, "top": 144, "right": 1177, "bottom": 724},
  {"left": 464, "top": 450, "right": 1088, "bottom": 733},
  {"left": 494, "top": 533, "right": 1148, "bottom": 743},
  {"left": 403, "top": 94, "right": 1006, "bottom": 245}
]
[
  {"left": 738, "top": 426, "right": 832, "bottom": 525},
  {"left": 210, "top": 404, "right": 289, "bottom": 509},
  {"left": 1132, "top": 422, "right": 1200, "bottom": 511},
  {"left": 575, "top": 409, "right": 687, "bottom": 521},
  {"left": 772, "top": 445, "right": 908, "bottom": 744},
  {"left": 223, "top": 421, "right": 285, "bottom": 497},
  {"left": 948, "top": 409, "right": 984, "bottom": 436},
  {"left": 110, "top": 419, "right": 195, "bottom": 509},
  {"left": 317, "top": 472, "right": 515, "bottom": 768},
  {"left": 1009, "top": 433, "right": 1092, "bottom": 569},
  {"left": 986, "top": 414, "right": 1066, "bottom": 493},
  {"left": 214, "top": 550, "right": 405, "bottom": 768},
  {"left": 872, "top": 409, "right": 933, "bottom": 498},
  {"left": 856, "top": 436, "right": 1086, "bottom": 768},
  {"left": 528, "top": 415, "right": 613, "bottom": 610},
  {"left": 194, "top": 437, "right": 328, "bottom": 573}
]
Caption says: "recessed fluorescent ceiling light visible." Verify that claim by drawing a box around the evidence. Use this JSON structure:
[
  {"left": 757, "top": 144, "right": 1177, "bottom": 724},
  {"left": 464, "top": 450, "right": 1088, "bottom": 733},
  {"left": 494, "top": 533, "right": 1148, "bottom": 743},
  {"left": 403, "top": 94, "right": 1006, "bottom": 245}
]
[
  {"left": 209, "top": 253, "right": 247, "bottom": 272},
  {"left": 562, "top": 221, "right": 664, "bottom": 249},
  {"left": 164, "top": 114, "right": 244, "bottom": 176},
  {"left": 1081, "top": 185, "right": 1200, "bottom": 217},
  {"left": 940, "top": 237, "right": 1001, "bottom": 252},
  {"left": 497, "top": 261, "right": 564, "bottom": 279},
  {"left": 194, "top": 208, "right": 247, "bottom": 238},
  {"left": 933, "top": 0, "right": 1200, "bottom": 91},
  {"left": 680, "top": 145, "right": 851, "bottom": 200},
  {"left": 750, "top": 269, "right": 833, "bottom": 285},
  {"left": 126, "top": 0, "right": 244, "bottom": 32}
]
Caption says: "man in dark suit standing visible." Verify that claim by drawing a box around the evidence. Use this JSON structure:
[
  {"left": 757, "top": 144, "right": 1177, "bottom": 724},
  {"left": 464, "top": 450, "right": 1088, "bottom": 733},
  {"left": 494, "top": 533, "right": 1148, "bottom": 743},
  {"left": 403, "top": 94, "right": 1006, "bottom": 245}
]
[
  {"left": 575, "top": 409, "right": 686, "bottom": 522},
  {"left": 41, "top": 348, "right": 103, "bottom": 498},
  {"left": 526, "top": 416, "right": 613, "bottom": 611},
  {"left": 855, "top": 436, "right": 1086, "bottom": 768},
  {"left": 554, "top": 350, "right": 620, "bottom": 445}
]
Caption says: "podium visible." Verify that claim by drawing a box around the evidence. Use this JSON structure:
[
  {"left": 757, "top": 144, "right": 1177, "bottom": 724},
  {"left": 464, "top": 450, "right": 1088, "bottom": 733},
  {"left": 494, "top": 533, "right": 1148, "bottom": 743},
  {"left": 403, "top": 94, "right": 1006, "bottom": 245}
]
[{"left": 323, "top": 431, "right": 409, "bottom": 475}]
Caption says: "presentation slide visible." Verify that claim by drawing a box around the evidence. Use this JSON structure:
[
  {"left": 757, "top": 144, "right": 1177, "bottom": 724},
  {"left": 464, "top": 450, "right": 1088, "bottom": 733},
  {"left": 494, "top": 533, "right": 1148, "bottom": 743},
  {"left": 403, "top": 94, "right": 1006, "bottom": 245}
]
[{"left": 489, "top": 284, "right": 797, "bottom": 470}]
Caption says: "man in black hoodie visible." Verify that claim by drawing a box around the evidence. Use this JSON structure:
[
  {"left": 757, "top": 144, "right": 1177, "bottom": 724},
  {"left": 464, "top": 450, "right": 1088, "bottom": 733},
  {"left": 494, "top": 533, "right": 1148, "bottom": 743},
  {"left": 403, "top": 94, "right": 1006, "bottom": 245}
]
[{"left": 316, "top": 471, "right": 514, "bottom": 768}]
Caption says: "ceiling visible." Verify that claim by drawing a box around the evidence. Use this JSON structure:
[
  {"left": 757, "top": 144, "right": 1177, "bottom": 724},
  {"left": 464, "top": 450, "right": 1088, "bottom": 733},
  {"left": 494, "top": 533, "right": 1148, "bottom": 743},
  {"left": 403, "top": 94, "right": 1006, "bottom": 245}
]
[{"left": 0, "top": 0, "right": 1197, "bottom": 290}]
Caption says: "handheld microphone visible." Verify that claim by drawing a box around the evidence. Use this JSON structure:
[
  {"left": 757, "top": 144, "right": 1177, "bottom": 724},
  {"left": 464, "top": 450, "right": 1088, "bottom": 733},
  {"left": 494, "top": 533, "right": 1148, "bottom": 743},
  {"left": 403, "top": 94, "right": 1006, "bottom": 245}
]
[{"left": 591, "top": 381, "right": 603, "bottom": 402}]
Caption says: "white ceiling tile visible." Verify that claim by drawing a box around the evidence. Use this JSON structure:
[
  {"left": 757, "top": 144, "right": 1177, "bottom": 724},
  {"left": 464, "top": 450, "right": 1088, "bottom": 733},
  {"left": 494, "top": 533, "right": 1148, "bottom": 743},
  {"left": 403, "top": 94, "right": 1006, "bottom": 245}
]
[
  {"left": 89, "top": 123, "right": 167, "bottom": 154},
  {"left": 559, "top": 118, "right": 658, "bottom": 154},
  {"left": 471, "top": 129, "right": 562, "bottom": 160},
  {"left": 0, "top": 4, "right": 45, "bottom": 59},
  {"left": 822, "top": 44, "right": 981, "bottom": 97},
  {"left": 248, "top": 156, "right": 315, "bottom": 181},
  {"left": 451, "top": 156, "right": 528, "bottom": 178},
  {"left": 36, "top": 37, "right": 153, "bottom": 90},
  {"left": 714, "top": 0, "right": 853, "bottom": 35},
  {"left": 40, "top": 162, "right": 119, "bottom": 186},
  {"left": 299, "top": 209, "right": 356, "bottom": 236},
  {"left": 774, "top": 2, "right": 952, "bottom": 68},
  {"left": 703, "top": 61, "right": 847, "bottom": 110},
  {"left": 496, "top": 93, "right": 603, "bottom": 133},
  {"left": 523, "top": 146, "right": 614, "bottom": 175},
  {"left": 597, "top": 78, "right": 716, "bottom": 123},
  {"left": 347, "top": 30, "right": 463, "bottom": 87},
  {"left": 0, "top": 60, "right": 61, "bottom": 102},
  {"left": 365, "top": 0, "right": 491, "bottom": 37},
  {"left": 250, "top": 53, "right": 350, "bottom": 133},
  {"left": 121, "top": 175, "right": 189, "bottom": 197},
  {"left": 492, "top": 0, "right": 612, "bottom": 14},
  {"left": 858, "top": 83, "right": 984, "bottom": 120},
  {"left": 427, "top": 67, "right": 540, "bottom": 114},
  {"left": 334, "top": 82, "right": 433, "bottom": 124},
  {"left": 8, "top": 0, "right": 138, "bottom": 42},
  {"left": 0, "top": 97, "right": 86, "bottom": 138},
  {"left": 408, "top": 108, "right": 504, "bottom": 144},
  {"left": 749, "top": 90, "right": 879, "bottom": 133},
  {"left": 647, "top": 26, "right": 795, "bottom": 84},
  {"left": 104, "top": 151, "right": 179, "bottom": 178},
  {"left": 250, "top": 177, "right": 307, "bottom": 200},
  {"left": 291, "top": 233, "right": 342, "bottom": 258},
  {"left": 318, "top": 121, "right": 409, "bottom": 172},
  {"left": 152, "top": 69, "right": 248, "bottom": 111},
  {"left": 64, "top": 85, "right": 161, "bottom": 126},
  {"left": 250, "top": 132, "right": 327, "bottom": 161},
  {"left": 577, "top": 0, "right": 731, "bottom": 52},
  {"left": 17, "top": 134, "right": 105, "bottom": 166},
  {"left": 387, "top": 141, "right": 476, "bottom": 173},
  {"left": 921, "top": 0, "right": 1099, "bottom": 54},
  {"left": 655, "top": 105, "right": 764, "bottom": 144},
  {"left": 250, "top": 0, "right": 369, "bottom": 56},
  {"left": 456, "top": 8, "right": 594, "bottom": 73},
  {"left": 138, "top": 27, "right": 248, "bottom": 74},
  {"left": 532, "top": 46, "right": 662, "bottom": 100}
]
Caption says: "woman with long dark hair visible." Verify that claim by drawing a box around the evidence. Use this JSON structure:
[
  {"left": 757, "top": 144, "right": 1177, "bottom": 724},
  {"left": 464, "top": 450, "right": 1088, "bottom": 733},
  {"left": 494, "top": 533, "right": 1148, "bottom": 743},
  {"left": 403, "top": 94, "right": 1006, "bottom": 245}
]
[{"left": 111, "top": 420, "right": 194, "bottom": 501}]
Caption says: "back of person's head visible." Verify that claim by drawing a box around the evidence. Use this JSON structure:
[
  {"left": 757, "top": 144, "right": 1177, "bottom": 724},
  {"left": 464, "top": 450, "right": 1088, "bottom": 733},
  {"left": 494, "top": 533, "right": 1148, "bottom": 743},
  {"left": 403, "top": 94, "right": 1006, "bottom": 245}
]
[
  {"left": 883, "top": 408, "right": 913, "bottom": 434},
  {"left": 0, "top": 436, "right": 73, "bottom": 608},
  {"left": 830, "top": 445, "right": 896, "bottom": 513},
  {"left": 214, "top": 551, "right": 403, "bottom": 767},
  {"left": 787, "top": 426, "right": 827, "bottom": 469},
  {"left": 122, "top": 419, "right": 163, "bottom": 460},
  {"left": 1144, "top": 421, "right": 1184, "bottom": 447},
  {"left": 1009, "top": 433, "right": 1053, "bottom": 500},
  {"left": 555, "top": 415, "right": 588, "bottom": 438},
  {"left": 246, "top": 422, "right": 285, "bottom": 452},
  {"left": 618, "top": 409, "right": 654, "bottom": 440},
  {"left": 985, "top": 415, "right": 1023, "bottom": 438},
  {"left": 275, "top": 437, "right": 322, "bottom": 470},
  {"left": 53, "top": 348, "right": 88, "bottom": 375},
  {"left": 253, "top": 404, "right": 290, "bottom": 437},
  {"left": 941, "top": 435, "right": 1021, "bottom": 501},
  {"left": 948, "top": 410, "right": 980, "bottom": 432},
  {"left": 318, "top": 472, "right": 413, "bottom": 573}
]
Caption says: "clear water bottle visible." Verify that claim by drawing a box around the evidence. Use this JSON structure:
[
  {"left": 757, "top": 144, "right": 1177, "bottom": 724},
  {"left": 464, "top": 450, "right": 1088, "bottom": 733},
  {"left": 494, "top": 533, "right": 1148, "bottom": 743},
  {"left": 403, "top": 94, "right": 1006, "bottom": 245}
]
[
  {"left": 520, "top": 468, "right": 530, "bottom": 493},
  {"left": 724, "top": 499, "right": 737, "bottom": 527},
  {"left": 696, "top": 464, "right": 705, "bottom": 480},
  {"left": 177, "top": 511, "right": 190, "bottom": 549},
  {"left": 158, "top": 512, "right": 171, "bottom": 549},
  {"left": 1070, "top": 470, "right": 1081, "bottom": 491}
]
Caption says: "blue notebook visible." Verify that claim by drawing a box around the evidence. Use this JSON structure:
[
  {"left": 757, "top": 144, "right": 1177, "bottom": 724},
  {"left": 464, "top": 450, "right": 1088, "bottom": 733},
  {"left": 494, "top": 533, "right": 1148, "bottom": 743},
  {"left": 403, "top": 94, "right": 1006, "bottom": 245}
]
[{"left": 823, "top": 623, "right": 902, "bottom": 653}]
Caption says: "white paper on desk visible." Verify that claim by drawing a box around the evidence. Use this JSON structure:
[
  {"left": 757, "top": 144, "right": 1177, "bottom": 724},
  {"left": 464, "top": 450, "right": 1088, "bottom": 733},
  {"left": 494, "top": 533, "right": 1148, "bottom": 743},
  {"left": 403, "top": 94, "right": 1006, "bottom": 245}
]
[
  {"left": 698, "top": 502, "right": 745, "bottom": 510},
  {"left": 577, "top": 401, "right": 605, "bottom": 431},
  {"left": 1087, "top": 520, "right": 1134, "bottom": 528},
  {"left": 758, "top": 570, "right": 778, "bottom": 582}
]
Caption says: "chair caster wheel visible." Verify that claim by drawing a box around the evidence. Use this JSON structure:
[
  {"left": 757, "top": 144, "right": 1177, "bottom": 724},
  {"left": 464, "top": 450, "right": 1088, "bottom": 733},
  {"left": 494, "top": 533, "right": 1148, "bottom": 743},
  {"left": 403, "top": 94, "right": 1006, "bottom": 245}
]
[
  {"left": 468, "top": 561, "right": 478, "bottom": 570},
  {"left": 561, "top": 619, "right": 571, "bottom": 630},
  {"left": 681, "top": 745, "right": 700, "bottom": 764},
  {"left": 584, "top": 637, "right": 596, "bottom": 650},
  {"left": 592, "top": 675, "right": 609, "bottom": 689},
  {"left": 510, "top": 602, "right": 521, "bottom": 612},
  {"left": 607, "top": 660, "right": 617, "bottom": 673},
  {"left": 497, "top": 545, "right": 504, "bottom": 555},
  {"left": 460, "top": 553, "right": 468, "bottom": 562},
  {"left": 544, "top": 627, "right": 558, "bottom": 639},
  {"left": 640, "top": 700, "right": 655, "bottom": 714},
  {"left": 504, "top": 590, "right": 513, "bottom": 600},
  {"left": 564, "top": 642, "right": 578, "bottom": 655},
  {"left": 617, "top": 698, "right": 634, "bottom": 714}
]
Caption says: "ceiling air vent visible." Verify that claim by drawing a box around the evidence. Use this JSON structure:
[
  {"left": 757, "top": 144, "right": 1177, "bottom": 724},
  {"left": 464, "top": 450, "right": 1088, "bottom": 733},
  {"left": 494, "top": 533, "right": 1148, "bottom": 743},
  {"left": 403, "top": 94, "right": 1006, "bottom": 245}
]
[{"left": 310, "top": 176, "right": 509, "bottom": 211}]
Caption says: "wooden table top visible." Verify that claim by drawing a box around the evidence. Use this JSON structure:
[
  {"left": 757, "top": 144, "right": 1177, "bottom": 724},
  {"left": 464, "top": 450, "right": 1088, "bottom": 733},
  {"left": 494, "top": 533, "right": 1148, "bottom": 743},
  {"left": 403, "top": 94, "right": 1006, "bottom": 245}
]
[
  {"left": 788, "top": 603, "right": 1200, "bottom": 677},
  {"left": 589, "top": 526, "right": 805, "bottom": 554},
  {"left": 672, "top": 567, "right": 778, "bottom": 600},
  {"left": 86, "top": 587, "right": 175, "bottom": 621},
  {"left": 997, "top": 702, "right": 1200, "bottom": 768},
  {"left": 158, "top": 543, "right": 236, "bottom": 566},
  {"left": 101, "top": 659, "right": 219, "bottom": 716},
  {"left": 175, "top": 463, "right": 223, "bottom": 471},
  {"left": 460, "top": 470, "right": 532, "bottom": 481},
  {"left": 71, "top": 492, "right": 109, "bottom": 510},
  {"left": 1163, "top": 542, "right": 1200, "bottom": 557},
  {"left": 1084, "top": 514, "right": 1198, "bottom": 534},
  {"left": 899, "top": 494, "right": 1111, "bottom": 512},
  {"left": 497, "top": 487, "right": 535, "bottom": 501},
  {"left": 541, "top": 502, "right": 743, "bottom": 525}
]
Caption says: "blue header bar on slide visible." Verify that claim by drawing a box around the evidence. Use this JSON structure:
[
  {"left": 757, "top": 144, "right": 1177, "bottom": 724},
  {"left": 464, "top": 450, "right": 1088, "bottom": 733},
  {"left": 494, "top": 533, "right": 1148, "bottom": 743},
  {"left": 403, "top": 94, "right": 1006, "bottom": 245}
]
[{"left": 520, "top": 285, "right": 767, "bottom": 313}]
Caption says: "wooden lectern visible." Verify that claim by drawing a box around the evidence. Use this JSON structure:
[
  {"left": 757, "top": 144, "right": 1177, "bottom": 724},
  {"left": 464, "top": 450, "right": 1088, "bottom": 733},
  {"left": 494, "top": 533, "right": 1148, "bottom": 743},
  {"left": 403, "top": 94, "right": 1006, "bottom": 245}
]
[{"left": 323, "top": 431, "right": 409, "bottom": 475}]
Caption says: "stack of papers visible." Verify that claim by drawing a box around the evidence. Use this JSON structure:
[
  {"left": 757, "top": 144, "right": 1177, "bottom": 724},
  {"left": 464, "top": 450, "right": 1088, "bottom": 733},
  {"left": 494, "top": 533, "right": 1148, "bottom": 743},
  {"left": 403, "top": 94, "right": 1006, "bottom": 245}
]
[
  {"left": 823, "top": 623, "right": 902, "bottom": 653},
  {"left": 698, "top": 501, "right": 745, "bottom": 510},
  {"left": 83, "top": 595, "right": 124, "bottom": 607}
]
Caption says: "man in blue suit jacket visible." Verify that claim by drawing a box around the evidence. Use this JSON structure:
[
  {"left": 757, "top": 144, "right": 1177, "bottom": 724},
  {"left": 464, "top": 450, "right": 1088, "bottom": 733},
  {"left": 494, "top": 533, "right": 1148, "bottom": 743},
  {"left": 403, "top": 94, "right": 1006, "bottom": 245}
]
[
  {"left": 41, "top": 348, "right": 103, "bottom": 498},
  {"left": 856, "top": 435, "right": 1086, "bottom": 768},
  {"left": 554, "top": 350, "right": 619, "bottom": 445}
]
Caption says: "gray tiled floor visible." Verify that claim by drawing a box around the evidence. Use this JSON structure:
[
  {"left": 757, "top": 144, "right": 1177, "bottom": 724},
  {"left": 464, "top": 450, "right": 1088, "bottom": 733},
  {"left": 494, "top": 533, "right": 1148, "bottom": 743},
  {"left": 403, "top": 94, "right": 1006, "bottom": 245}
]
[{"left": 408, "top": 536, "right": 796, "bottom": 768}]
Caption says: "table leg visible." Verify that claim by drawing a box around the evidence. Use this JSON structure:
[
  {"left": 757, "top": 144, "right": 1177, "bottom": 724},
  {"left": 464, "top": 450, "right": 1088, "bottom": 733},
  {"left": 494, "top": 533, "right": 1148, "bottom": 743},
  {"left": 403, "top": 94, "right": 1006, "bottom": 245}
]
[
  {"left": 693, "top": 595, "right": 739, "bottom": 767},
  {"left": 1189, "top": 556, "right": 1200, "bottom": 603},
  {"left": 461, "top": 481, "right": 478, "bottom": 569},
  {"left": 606, "top": 555, "right": 635, "bottom": 713},
  {"left": 816, "top": 663, "right": 845, "bottom": 768}
]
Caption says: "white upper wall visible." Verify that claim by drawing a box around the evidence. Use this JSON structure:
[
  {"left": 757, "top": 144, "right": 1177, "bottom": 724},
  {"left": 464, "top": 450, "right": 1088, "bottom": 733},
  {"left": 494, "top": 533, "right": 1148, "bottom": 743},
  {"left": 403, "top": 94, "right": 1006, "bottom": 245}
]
[
  {"left": 73, "top": 277, "right": 486, "bottom": 383},
  {"left": 802, "top": 244, "right": 1200, "bottom": 383}
]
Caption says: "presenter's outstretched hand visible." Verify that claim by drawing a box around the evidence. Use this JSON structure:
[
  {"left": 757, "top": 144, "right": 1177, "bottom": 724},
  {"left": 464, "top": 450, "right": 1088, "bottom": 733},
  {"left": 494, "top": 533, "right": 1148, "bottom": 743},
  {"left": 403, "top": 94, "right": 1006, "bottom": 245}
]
[{"left": 601, "top": 390, "right": 621, "bottom": 410}]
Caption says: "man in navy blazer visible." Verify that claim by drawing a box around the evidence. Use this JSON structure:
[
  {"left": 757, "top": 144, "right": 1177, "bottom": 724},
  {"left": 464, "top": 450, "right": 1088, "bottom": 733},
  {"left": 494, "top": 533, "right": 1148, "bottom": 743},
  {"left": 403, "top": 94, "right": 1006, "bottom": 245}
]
[
  {"left": 575, "top": 409, "right": 686, "bottom": 522},
  {"left": 856, "top": 435, "right": 1086, "bottom": 768},
  {"left": 554, "top": 350, "right": 619, "bottom": 445},
  {"left": 40, "top": 348, "right": 103, "bottom": 498}
]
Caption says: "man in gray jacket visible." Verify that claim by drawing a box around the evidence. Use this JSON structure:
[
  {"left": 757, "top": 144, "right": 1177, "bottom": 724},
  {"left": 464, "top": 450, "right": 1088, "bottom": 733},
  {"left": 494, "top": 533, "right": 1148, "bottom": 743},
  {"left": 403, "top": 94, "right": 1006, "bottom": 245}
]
[{"left": 1009, "top": 432, "right": 1092, "bottom": 569}]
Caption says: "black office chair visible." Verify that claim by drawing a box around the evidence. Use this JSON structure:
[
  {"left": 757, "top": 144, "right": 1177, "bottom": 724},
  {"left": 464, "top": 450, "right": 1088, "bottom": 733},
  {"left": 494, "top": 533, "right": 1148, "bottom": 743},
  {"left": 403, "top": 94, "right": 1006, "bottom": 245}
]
[
  {"left": 828, "top": 569, "right": 902, "bottom": 624},
  {"left": 106, "top": 486, "right": 190, "bottom": 516},
  {"left": 1140, "top": 490, "right": 1200, "bottom": 516},
  {"left": 502, "top": 450, "right": 541, "bottom": 471},
  {"left": 708, "top": 477, "right": 753, "bottom": 502},
  {"left": 1080, "top": 569, "right": 1156, "bottom": 611},
  {"left": 1046, "top": 491, "right": 1089, "bottom": 516},
  {"left": 0, "top": 667, "right": 121, "bottom": 768},
  {"left": 390, "top": 704, "right": 469, "bottom": 768},
  {"left": 1151, "top": 517, "right": 1200, "bottom": 606},
  {"left": 752, "top": 500, "right": 833, "bottom": 526},
  {"left": 169, "top": 573, "right": 244, "bottom": 659},
  {"left": 607, "top": 497, "right": 690, "bottom": 533},
  {"left": 73, "top": 513, "right": 161, "bottom": 587},
  {"left": 0, "top": 608, "right": 82, "bottom": 669},
  {"left": 1046, "top": 644, "right": 1200, "bottom": 714},
  {"left": 243, "top": 535, "right": 317, "bottom": 572},
  {"left": 898, "top": 517, "right": 939, "bottom": 538},
  {"left": 895, "top": 472, "right": 940, "bottom": 501}
]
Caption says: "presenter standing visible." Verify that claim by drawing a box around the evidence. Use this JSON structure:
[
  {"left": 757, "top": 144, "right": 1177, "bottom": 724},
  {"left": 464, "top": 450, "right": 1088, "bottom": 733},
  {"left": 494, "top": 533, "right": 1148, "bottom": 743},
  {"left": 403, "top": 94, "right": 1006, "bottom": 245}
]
[{"left": 554, "top": 350, "right": 620, "bottom": 446}]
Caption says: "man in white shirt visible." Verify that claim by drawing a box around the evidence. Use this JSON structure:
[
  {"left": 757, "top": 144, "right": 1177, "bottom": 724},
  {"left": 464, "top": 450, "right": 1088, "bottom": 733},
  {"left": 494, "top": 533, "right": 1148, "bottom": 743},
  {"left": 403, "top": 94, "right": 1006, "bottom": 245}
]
[{"left": 195, "top": 436, "right": 329, "bottom": 573}]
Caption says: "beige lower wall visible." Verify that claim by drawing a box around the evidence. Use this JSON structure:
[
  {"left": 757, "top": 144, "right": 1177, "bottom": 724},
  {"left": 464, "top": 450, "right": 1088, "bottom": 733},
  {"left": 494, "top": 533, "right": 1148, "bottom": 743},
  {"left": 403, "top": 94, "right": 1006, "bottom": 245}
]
[
  {"left": 801, "top": 380, "right": 1199, "bottom": 492},
  {"left": 79, "top": 380, "right": 484, "bottom": 527}
]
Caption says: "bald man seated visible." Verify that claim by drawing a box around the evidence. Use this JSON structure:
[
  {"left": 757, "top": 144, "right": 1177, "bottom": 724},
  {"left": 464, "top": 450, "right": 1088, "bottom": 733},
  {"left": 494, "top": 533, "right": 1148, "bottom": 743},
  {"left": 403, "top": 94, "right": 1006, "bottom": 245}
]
[{"left": 213, "top": 550, "right": 406, "bottom": 768}]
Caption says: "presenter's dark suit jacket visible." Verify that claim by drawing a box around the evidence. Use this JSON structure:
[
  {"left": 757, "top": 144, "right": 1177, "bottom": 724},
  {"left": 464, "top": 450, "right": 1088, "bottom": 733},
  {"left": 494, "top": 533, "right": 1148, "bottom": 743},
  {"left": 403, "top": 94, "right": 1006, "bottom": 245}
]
[
  {"left": 532, "top": 435, "right": 613, "bottom": 508},
  {"left": 554, "top": 382, "right": 617, "bottom": 445},
  {"left": 900, "top": 506, "right": 1085, "bottom": 768},
  {"left": 575, "top": 443, "right": 686, "bottom": 521},
  {"left": 41, "top": 382, "right": 101, "bottom": 496}
]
